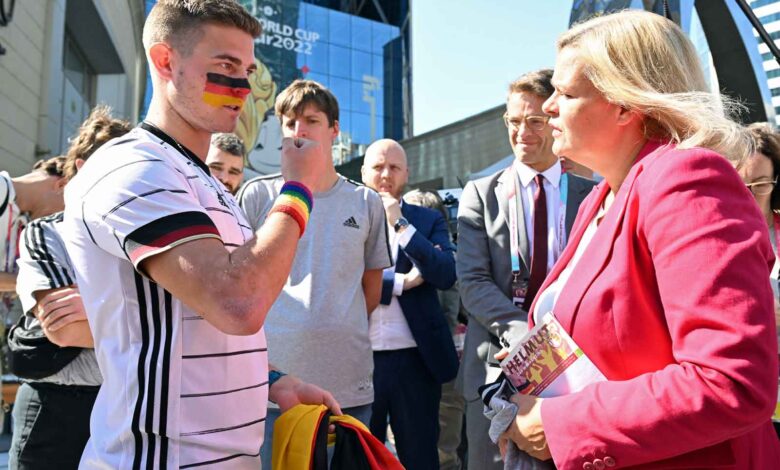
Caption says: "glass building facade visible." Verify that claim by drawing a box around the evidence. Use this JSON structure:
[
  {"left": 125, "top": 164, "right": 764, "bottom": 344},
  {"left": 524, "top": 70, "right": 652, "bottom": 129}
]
[
  {"left": 142, "top": 0, "right": 409, "bottom": 178},
  {"left": 749, "top": 0, "right": 780, "bottom": 126}
]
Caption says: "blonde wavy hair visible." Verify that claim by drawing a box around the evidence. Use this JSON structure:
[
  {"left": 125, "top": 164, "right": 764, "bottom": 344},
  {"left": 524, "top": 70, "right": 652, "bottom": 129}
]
[{"left": 559, "top": 9, "right": 751, "bottom": 162}]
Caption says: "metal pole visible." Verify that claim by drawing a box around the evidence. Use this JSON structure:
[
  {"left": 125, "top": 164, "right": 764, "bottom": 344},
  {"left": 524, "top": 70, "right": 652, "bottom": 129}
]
[{"left": 733, "top": 0, "right": 780, "bottom": 67}]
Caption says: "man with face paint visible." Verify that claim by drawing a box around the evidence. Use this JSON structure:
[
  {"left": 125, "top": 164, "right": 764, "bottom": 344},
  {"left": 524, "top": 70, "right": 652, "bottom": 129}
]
[
  {"left": 238, "top": 80, "right": 392, "bottom": 468},
  {"left": 60, "top": 2, "right": 340, "bottom": 469}
]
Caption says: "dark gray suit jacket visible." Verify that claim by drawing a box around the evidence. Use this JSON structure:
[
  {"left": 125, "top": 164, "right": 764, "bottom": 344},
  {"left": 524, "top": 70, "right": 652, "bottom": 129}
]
[{"left": 456, "top": 166, "right": 595, "bottom": 400}]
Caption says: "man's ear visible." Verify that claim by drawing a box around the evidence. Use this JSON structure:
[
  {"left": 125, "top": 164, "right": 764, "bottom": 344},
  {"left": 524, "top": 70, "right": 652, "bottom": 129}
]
[
  {"left": 74, "top": 158, "right": 85, "bottom": 172},
  {"left": 149, "top": 43, "right": 175, "bottom": 81},
  {"left": 331, "top": 120, "right": 340, "bottom": 141}
]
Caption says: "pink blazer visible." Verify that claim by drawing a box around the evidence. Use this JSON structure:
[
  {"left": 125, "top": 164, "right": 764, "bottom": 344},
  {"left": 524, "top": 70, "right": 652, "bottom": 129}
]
[{"left": 531, "top": 141, "right": 780, "bottom": 469}]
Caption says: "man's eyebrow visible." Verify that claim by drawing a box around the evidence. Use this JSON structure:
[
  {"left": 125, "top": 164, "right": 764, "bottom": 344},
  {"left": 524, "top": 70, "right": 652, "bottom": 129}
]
[{"left": 214, "top": 54, "right": 241, "bottom": 65}]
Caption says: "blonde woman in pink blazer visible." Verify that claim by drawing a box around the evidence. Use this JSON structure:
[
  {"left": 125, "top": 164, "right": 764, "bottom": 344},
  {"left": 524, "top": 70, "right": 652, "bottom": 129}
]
[{"left": 499, "top": 10, "right": 780, "bottom": 470}]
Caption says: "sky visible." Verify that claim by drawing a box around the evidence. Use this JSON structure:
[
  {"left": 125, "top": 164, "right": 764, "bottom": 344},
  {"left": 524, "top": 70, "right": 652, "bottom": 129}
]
[{"left": 411, "top": 1, "right": 573, "bottom": 136}]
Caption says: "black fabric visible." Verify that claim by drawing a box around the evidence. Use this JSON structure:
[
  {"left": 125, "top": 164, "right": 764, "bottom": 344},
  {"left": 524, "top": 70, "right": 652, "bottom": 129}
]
[
  {"left": 9, "top": 382, "right": 98, "bottom": 469},
  {"left": 7, "top": 315, "right": 81, "bottom": 380},
  {"left": 331, "top": 424, "right": 372, "bottom": 470},
  {"left": 370, "top": 348, "right": 441, "bottom": 470},
  {"left": 0, "top": 176, "right": 10, "bottom": 218},
  {"left": 312, "top": 410, "right": 331, "bottom": 470}
]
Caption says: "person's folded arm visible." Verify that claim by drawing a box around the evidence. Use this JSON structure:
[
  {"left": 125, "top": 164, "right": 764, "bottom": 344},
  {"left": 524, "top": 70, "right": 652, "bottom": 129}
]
[
  {"left": 33, "top": 286, "right": 94, "bottom": 348},
  {"left": 398, "top": 211, "right": 456, "bottom": 290}
]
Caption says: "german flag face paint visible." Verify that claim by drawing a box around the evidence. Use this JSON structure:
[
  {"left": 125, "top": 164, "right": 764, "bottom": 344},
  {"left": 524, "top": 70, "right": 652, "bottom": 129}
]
[{"left": 202, "top": 73, "right": 251, "bottom": 109}]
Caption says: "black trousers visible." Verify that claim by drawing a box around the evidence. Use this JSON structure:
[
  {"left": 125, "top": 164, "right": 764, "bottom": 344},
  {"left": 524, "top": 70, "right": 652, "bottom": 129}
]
[
  {"left": 370, "top": 348, "right": 441, "bottom": 470},
  {"left": 9, "top": 382, "right": 99, "bottom": 470}
]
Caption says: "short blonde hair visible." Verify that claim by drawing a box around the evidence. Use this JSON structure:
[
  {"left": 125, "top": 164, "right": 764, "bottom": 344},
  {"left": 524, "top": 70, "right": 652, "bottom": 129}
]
[{"left": 558, "top": 10, "right": 751, "bottom": 162}]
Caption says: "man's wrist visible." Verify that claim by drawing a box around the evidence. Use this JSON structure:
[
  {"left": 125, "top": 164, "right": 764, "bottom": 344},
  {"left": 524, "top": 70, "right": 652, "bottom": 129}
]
[
  {"left": 393, "top": 216, "right": 409, "bottom": 233},
  {"left": 396, "top": 224, "right": 416, "bottom": 248}
]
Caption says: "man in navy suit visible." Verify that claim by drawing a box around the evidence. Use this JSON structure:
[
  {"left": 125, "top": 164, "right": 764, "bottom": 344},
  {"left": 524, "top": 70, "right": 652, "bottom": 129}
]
[{"left": 362, "top": 139, "right": 459, "bottom": 470}]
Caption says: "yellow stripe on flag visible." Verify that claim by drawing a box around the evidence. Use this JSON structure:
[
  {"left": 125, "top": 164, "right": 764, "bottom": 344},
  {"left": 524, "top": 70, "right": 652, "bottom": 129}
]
[{"left": 202, "top": 92, "right": 245, "bottom": 108}]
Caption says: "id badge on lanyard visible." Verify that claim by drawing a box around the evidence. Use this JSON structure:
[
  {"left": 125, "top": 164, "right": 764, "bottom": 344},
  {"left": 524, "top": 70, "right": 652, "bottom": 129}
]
[
  {"left": 508, "top": 170, "right": 527, "bottom": 307},
  {"left": 507, "top": 169, "right": 568, "bottom": 308}
]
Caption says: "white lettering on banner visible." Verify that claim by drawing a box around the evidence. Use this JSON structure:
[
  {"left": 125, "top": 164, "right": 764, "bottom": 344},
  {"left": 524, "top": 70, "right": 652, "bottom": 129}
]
[{"left": 256, "top": 17, "right": 321, "bottom": 55}]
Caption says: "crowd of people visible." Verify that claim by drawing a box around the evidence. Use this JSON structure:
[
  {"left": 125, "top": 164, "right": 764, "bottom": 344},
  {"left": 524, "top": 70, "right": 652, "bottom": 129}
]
[{"left": 0, "top": 1, "right": 779, "bottom": 469}]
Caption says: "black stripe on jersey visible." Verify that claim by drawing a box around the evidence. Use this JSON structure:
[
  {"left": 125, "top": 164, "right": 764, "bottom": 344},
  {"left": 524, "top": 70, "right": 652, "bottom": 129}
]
[
  {"left": 102, "top": 188, "right": 189, "bottom": 220},
  {"left": 182, "top": 348, "right": 267, "bottom": 359},
  {"left": 45, "top": 214, "right": 74, "bottom": 285},
  {"left": 158, "top": 290, "right": 174, "bottom": 468},
  {"left": 23, "top": 217, "right": 74, "bottom": 288},
  {"left": 145, "top": 283, "right": 163, "bottom": 470},
  {"left": 24, "top": 222, "right": 56, "bottom": 289},
  {"left": 181, "top": 380, "right": 268, "bottom": 398},
  {"left": 37, "top": 211, "right": 64, "bottom": 224},
  {"left": 179, "top": 448, "right": 262, "bottom": 469},
  {"left": 223, "top": 242, "right": 239, "bottom": 248},
  {"left": 124, "top": 212, "right": 219, "bottom": 263},
  {"left": 33, "top": 221, "right": 70, "bottom": 286},
  {"left": 0, "top": 176, "right": 10, "bottom": 216},
  {"left": 131, "top": 273, "right": 151, "bottom": 470},
  {"left": 179, "top": 416, "right": 266, "bottom": 437}
]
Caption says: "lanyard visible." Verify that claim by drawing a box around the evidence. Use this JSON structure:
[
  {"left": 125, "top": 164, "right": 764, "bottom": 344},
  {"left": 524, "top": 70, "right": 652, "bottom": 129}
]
[{"left": 508, "top": 167, "right": 568, "bottom": 275}]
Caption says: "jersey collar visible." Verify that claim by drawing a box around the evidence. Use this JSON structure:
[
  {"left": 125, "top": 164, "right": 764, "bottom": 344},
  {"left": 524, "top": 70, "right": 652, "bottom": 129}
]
[{"left": 139, "top": 121, "right": 211, "bottom": 175}]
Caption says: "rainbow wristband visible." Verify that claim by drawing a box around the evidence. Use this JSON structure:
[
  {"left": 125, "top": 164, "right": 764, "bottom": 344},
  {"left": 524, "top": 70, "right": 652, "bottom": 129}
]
[{"left": 269, "top": 181, "right": 313, "bottom": 237}]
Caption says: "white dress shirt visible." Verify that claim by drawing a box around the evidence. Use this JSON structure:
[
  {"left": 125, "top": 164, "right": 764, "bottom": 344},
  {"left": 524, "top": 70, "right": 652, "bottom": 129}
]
[
  {"left": 532, "top": 196, "right": 606, "bottom": 325},
  {"left": 369, "top": 207, "right": 418, "bottom": 351},
  {"left": 515, "top": 161, "right": 567, "bottom": 272}
]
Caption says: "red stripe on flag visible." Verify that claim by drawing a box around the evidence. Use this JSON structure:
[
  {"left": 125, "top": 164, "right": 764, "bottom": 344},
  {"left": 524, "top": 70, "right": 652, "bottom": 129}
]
[{"left": 204, "top": 82, "right": 251, "bottom": 98}]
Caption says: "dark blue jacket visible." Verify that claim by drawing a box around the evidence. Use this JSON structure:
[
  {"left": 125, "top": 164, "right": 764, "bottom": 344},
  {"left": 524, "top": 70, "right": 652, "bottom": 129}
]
[{"left": 380, "top": 203, "right": 459, "bottom": 384}]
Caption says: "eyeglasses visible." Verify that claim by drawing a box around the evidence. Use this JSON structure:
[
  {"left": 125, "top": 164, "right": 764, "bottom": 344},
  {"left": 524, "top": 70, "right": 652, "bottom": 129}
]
[
  {"left": 745, "top": 178, "right": 777, "bottom": 196},
  {"left": 503, "top": 113, "right": 550, "bottom": 132}
]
